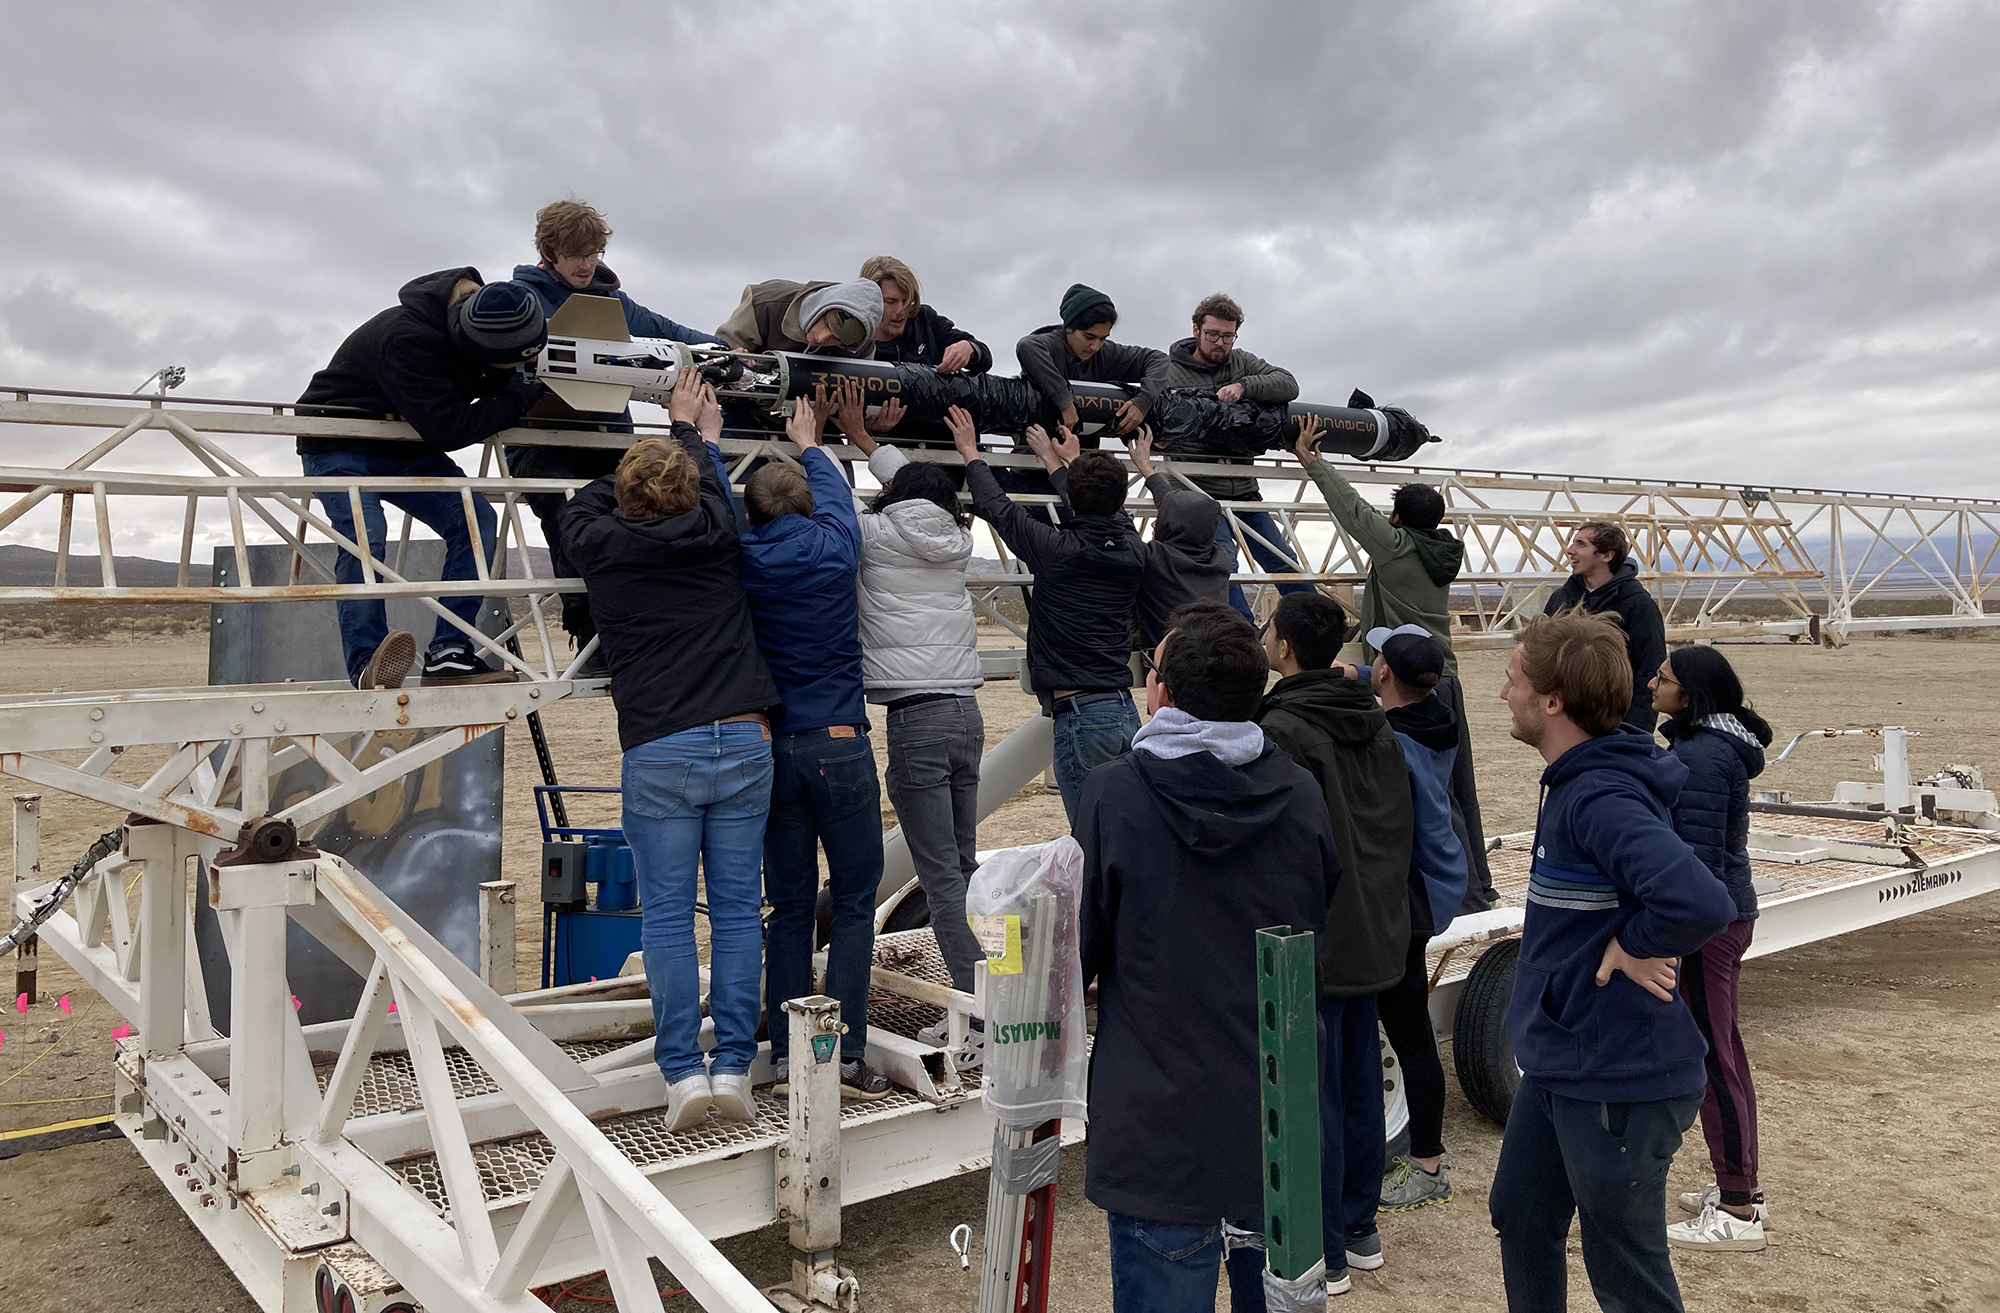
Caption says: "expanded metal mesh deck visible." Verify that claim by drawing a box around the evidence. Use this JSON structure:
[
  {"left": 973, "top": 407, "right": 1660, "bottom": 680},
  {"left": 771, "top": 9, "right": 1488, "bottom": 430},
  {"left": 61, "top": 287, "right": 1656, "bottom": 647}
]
[
  {"left": 380, "top": 928, "right": 966, "bottom": 1217},
  {"left": 390, "top": 1084, "right": 936, "bottom": 1218}
]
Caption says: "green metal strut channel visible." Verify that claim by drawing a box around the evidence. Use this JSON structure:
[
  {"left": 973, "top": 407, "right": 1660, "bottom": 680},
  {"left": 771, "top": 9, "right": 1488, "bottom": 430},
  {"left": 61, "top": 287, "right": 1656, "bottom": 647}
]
[{"left": 1255, "top": 925, "right": 1323, "bottom": 1282}]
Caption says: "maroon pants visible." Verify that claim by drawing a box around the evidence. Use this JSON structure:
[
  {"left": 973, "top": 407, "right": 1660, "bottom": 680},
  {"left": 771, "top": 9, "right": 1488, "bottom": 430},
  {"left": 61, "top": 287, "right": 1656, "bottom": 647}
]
[{"left": 1681, "top": 918, "right": 1759, "bottom": 1204}]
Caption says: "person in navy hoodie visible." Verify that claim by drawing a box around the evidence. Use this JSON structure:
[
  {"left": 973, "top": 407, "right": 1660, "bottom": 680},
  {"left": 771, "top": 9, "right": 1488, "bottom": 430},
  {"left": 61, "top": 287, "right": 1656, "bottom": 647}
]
[
  {"left": 511, "top": 199, "right": 729, "bottom": 673},
  {"left": 1489, "top": 610, "right": 1735, "bottom": 1313},
  {"left": 1650, "top": 645, "right": 1772, "bottom": 1254},
  {"left": 1366, "top": 625, "right": 1470, "bottom": 1215},
  {"left": 734, "top": 387, "right": 891, "bottom": 1102}
]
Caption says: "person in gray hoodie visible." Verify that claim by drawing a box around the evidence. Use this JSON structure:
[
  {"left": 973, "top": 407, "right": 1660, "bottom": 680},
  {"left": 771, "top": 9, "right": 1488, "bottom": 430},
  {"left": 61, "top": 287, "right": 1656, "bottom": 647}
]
[
  {"left": 829, "top": 384, "right": 986, "bottom": 1001},
  {"left": 1156, "top": 293, "right": 1310, "bottom": 621},
  {"left": 716, "top": 278, "right": 883, "bottom": 358},
  {"left": 1125, "top": 427, "right": 1231, "bottom": 649}
]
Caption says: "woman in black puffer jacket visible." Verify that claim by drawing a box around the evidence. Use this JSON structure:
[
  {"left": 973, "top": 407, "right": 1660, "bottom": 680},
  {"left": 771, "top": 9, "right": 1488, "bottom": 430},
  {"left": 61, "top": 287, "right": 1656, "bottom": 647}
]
[{"left": 1650, "top": 645, "right": 1772, "bottom": 1252}]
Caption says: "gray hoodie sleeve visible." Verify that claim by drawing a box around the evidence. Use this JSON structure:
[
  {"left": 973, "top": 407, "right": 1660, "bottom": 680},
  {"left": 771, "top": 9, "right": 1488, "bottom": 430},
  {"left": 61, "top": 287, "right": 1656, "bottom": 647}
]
[
  {"left": 1016, "top": 330, "right": 1075, "bottom": 413},
  {"left": 1096, "top": 340, "right": 1172, "bottom": 415},
  {"left": 1232, "top": 349, "right": 1300, "bottom": 404}
]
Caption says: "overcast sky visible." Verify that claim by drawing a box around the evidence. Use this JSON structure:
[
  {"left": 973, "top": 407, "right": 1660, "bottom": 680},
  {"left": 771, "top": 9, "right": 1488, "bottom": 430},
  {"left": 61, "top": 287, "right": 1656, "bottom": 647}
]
[{"left": 3, "top": 0, "right": 1997, "bottom": 522}]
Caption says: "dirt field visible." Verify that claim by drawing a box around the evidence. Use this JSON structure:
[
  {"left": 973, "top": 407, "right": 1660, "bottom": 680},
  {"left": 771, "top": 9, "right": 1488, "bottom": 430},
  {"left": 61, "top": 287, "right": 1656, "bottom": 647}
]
[{"left": 2, "top": 631, "right": 1998, "bottom": 1311}]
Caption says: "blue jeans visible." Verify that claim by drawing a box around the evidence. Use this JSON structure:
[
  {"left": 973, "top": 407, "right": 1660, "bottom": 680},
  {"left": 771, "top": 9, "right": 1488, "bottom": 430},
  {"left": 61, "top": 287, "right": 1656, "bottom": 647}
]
[
  {"left": 763, "top": 728, "right": 884, "bottom": 1063},
  {"left": 1318, "top": 993, "right": 1385, "bottom": 1273},
  {"left": 1050, "top": 690, "right": 1139, "bottom": 828},
  {"left": 1490, "top": 1077, "right": 1703, "bottom": 1313},
  {"left": 301, "top": 449, "right": 500, "bottom": 683},
  {"left": 622, "top": 723, "right": 773, "bottom": 1083},
  {"left": 1106, "top": 1214, "right": 1267, "bottom": 1313},
  {"left": 1214, "top": 496, "right": 1314, "bottom": 622}
]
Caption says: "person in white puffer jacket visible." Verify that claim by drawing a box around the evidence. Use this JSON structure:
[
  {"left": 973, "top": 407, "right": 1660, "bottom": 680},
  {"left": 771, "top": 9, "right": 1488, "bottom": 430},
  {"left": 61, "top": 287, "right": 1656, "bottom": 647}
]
[{"left": 831, "top": 384, "right": 987, "bottom": 999}]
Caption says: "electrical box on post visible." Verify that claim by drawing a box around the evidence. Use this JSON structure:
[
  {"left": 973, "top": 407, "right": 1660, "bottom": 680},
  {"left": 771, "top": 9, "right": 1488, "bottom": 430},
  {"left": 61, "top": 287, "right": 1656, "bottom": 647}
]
[{"left": 541, "top": 841, "right": 586, "bottom": 904}]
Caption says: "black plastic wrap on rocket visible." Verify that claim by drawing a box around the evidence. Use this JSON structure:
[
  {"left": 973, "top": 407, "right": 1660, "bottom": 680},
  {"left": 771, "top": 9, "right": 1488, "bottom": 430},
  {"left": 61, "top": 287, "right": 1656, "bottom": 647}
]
[{"left": 768, "top": 353, "right": 1439, "bottom": 462}]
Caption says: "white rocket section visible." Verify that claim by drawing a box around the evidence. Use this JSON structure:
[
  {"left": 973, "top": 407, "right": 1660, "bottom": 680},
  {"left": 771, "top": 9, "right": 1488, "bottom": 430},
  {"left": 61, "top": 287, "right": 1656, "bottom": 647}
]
[{"left": 532, "top": 292, "right": 691, "bottom": 413}]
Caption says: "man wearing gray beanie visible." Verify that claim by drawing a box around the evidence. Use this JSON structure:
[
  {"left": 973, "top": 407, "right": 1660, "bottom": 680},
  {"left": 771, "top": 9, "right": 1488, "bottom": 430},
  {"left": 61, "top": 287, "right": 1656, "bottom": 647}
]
[
  {"left": 298, "top": 268, "right": 547, "bottom": 690},
  {"left": 716, "top": 277, "right": 882, "bottom": 358}
]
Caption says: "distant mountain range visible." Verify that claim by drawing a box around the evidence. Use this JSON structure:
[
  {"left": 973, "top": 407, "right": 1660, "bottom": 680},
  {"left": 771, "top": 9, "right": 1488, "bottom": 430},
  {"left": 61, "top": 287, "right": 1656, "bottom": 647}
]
[{"left": 0, "top": 543, "right": 558, "bottom": 588}]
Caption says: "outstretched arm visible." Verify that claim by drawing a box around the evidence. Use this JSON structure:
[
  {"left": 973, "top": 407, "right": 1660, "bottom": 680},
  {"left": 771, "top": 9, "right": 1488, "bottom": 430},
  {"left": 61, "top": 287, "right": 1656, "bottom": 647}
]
[
  {"left": 1295, "top": 416, "right": 1402, "bottom": 558},
  {"left": 955, "top": 407, "right": 1058, "bottom": 569}
]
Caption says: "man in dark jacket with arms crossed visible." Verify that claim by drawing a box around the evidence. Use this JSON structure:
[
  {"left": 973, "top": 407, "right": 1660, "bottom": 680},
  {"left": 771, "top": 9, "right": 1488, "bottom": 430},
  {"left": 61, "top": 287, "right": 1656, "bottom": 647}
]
[
  {"left": 1543, "top": 520, "right": 1667, "bottom": 731},
  {"left": 1489, "top": 610, "right": 1735, "bottom": 1313},
  {"left": 1080, "top": 601, "right": 1339, "bottom": 1312}
]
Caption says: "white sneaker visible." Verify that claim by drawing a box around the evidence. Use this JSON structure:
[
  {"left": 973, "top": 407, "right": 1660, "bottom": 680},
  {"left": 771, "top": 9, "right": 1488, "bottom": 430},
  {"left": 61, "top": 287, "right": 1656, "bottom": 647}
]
[
  {"left": 1667, "top": 1202, "right": 1767, "bottom": 1252},
  {"left": 1677, "top": 1183, "right": 1769, "bottom": 1226},
  {"left": 710, "top": 1072, "right": 756, "bottom": 1123},
  {"left": 1326, "top": 1270, "right": 1352, "bottom": 1296},
  {"left": 665, "top": 1072, "right": 713, "bottom": 1132}
]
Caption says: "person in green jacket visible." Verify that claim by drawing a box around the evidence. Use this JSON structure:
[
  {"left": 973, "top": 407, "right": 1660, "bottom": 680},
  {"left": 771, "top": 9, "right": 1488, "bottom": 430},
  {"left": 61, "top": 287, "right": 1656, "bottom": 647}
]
[
  {"left": 1256, "top": 590, "right": 1412, "bottom": 1292},
  {"left": 1293, "top": 414, "right": 1499, "bottom": 911}
]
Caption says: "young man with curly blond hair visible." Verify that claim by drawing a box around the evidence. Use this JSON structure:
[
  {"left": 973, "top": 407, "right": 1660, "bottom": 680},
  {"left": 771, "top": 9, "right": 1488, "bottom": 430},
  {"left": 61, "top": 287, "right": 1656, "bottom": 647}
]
[{"left": 510, "top": 199, "right": 728, "bottom": 673}]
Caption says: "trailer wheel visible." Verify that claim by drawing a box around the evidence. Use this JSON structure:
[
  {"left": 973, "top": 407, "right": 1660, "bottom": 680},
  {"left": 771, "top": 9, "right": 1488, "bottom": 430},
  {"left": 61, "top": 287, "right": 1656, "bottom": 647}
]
[
  {"left": 1381, "top": 1022, "right": 1412, "bottom": 1161},
  {"left": 1452, "top": 938, "right": 1522, "bottom": 1126}
]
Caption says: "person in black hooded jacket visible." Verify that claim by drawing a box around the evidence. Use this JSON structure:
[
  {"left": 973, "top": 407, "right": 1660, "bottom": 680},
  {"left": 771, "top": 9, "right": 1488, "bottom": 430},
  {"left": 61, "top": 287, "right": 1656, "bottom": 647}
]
[
  {"left": 954, "top": 416, "right": 1146, "bottom": 827},
  {"left": 1544, "top": 520, "right": 1667, "bottom": 730},
  {"left": 1079, "top": 601, "right": 1339, "bottom": 1311},
  {"left": 559, "top": 371, "right": 780, "bottom": 1135},
  {"left": 1650, "top": 645, "right": 1772, "bottom": 1252},
  {"left": 296, "top": 267, "right": 545, "bottom": 688}
]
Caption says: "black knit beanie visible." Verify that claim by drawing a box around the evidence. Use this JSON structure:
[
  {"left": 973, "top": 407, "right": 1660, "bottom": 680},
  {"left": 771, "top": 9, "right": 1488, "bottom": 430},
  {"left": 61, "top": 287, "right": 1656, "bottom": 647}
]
[
  {"left": 1059, "top": 283, "right": 1115, "bottom": 329},
  {"left": 454, "top": 282, "right": 547, "bottom": 365}
]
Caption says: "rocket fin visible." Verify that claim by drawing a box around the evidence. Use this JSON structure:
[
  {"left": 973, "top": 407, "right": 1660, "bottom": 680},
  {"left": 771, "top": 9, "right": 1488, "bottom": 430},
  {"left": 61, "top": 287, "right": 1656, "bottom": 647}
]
[
  {"left": 545, "top": 293, "right": 632, "bottom": 343},
  {"left": 541, "top": 378, "right": 634, "bottom": 414}
]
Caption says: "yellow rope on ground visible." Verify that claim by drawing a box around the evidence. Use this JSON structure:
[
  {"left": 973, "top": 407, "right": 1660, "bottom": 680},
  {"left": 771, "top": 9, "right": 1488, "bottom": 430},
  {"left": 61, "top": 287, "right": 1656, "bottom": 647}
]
[
  {"left": 0, "top": 1112, "right": 116, "bottom": 1142},
  {"left": 0, "top": 994, "right": 103, "bottom": 1090},
  {"left": 1, "top": 1092, "right": 114, "bottom": 1107}
]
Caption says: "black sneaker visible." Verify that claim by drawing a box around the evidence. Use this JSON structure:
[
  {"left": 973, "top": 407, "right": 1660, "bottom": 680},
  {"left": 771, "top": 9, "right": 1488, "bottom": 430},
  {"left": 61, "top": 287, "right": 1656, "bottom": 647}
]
[
  {"left": 574, "top": 644, "right": 610, "bottom": 680},
  {"left": 838, "top": 1059, "right": 892, "bottom": 1101},
  {"left": 357, "top": 629, "right": 417, "bottom": 690},
  {"left": 422, "top": 642, "right": 516, "bottom": 685}
]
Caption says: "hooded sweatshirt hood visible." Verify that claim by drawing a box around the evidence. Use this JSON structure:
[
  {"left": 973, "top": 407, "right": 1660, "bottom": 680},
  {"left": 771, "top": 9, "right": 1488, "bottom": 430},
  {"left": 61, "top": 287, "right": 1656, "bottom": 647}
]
[
  {"left": 794, "top": 280, "right": 884, "bottom": 353},
  {"left": 1131, "top": 707, "right": 1265, "bottom": 766},
  {"left": 1384, "top": 691, "right": 1458, "bottom": 753},
  {"left": 1126, "top": 742, "right": 1306, "bottom": 860},
  {"left": 1404, "top": 525, "right": 1465, "bottom": 587},
  {"left": 1260, "top": 668, "right": 1392, "bottom": 747},
  {"left": 877, "top": 498, "right": 972, "bottom": 564}
]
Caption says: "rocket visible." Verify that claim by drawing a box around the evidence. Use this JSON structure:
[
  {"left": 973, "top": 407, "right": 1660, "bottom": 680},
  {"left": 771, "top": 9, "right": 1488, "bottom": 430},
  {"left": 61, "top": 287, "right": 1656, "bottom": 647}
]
[
  {"left": 532, "top": 292, "right": 694, "bottom": 413},
  {"left": 528, "top": 294, "right": 1438, "bottom": 461}
]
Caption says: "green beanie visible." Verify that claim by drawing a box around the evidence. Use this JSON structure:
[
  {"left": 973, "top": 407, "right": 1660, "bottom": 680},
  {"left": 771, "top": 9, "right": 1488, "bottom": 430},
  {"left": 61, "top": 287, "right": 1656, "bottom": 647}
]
[{"left": 1059, "top": 283, "right": 1115, "bottom": 328}]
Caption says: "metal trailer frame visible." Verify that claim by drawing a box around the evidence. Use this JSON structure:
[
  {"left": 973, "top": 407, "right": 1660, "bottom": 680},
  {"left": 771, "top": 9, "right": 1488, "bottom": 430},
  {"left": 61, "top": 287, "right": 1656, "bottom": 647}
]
[
  {"left": 1421, "top": 730, "right": 2000, "bottom": 1077},
  {"left": 2, "top": 392, "right": 1998, "bottom": 1311}
]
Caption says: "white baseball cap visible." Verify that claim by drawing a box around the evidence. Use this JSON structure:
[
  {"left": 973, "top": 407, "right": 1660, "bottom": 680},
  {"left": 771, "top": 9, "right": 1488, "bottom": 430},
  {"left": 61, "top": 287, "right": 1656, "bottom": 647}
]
[{"left": 1364, "top": 623, "right": 1431, "bottom": 651}]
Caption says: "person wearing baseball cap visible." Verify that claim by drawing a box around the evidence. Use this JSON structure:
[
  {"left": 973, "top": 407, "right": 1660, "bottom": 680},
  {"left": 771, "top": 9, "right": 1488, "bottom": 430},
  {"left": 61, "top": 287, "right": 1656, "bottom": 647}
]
[
  {"left": 1365, "top": 623, "right": 1472, "bottom": 1217},
  {"left": 298, "top": 268, "right": 547, "bottom": 688}
]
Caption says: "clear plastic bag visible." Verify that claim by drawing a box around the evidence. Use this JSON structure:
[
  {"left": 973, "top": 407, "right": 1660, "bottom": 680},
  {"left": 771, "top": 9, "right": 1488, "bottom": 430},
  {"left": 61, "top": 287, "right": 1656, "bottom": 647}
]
[{"left": 965, "top": 837, "right": 1088, "bottom": 1127}]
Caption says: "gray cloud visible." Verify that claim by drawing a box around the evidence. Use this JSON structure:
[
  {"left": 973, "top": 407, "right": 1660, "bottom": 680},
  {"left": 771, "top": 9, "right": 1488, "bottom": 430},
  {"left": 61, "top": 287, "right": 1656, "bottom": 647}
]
[{"left": 1, "top": 0, "right": 1996, "bottom": 502}]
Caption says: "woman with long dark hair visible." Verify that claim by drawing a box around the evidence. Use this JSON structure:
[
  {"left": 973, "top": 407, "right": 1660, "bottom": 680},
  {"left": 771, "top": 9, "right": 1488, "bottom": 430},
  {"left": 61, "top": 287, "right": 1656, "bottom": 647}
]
[{"left": 1650, "top": 645, "right": 1771, "bottom": 1253}]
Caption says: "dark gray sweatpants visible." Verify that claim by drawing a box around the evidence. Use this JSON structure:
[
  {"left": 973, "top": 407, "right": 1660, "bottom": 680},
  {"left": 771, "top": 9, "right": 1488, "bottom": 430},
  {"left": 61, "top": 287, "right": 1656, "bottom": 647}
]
[{"left": 883, "top": 694, "right": 986, "bottom": 992}]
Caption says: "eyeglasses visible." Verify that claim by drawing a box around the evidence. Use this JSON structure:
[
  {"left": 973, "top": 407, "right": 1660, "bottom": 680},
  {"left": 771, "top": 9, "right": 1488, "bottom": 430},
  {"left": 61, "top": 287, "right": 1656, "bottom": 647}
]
[
  {"left": 1197, "top": 329, "right": 1237, "bottom": 344},
  {"left": 1139, "top": 648, "right": 1161, "bottom": 676}
]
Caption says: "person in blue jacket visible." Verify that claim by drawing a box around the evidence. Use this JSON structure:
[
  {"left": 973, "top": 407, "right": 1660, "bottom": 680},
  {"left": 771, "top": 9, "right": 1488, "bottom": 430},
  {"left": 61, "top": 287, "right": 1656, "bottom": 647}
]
[
  {"left": 1489, "top": 610, "right": 1736, "bottom": 1313},
  {"left": 1367, "top": 625, "right": 1469, "bottom": 1216},
  {"left": 733, "top": 387, "right": 891, "bottom": 1102},
  {"left": 510, "top": 199, "right": 729, "bottom": 674},
  {"left": 1651, "top": 645, "right": 1772, "bottom": 1254}
]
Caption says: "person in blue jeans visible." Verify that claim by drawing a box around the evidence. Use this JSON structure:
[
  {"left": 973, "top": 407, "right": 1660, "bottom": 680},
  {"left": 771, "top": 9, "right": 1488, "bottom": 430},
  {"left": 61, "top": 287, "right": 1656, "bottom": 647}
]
[
  {"left": 955, "top": 418, "right": 1146, "bottom": 827},
  {"left": 1491, "top": 611, "right": 1736, "bottom": 1311},
  {"left": 296, "top": 269, "right": 548, "bottom": 688},
  {"left": 559, "top": 371, "right": 781, "bottom": 1132},
  {"left": 734, "top": 387, "right": 892, "bottom": 1101}
]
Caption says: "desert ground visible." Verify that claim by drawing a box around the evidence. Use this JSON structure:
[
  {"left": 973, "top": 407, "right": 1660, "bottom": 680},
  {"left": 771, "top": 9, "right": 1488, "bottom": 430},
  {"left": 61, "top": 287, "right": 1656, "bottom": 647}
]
[{"left": 1, "top": 628, "right": 1997, "bottom": 1312}]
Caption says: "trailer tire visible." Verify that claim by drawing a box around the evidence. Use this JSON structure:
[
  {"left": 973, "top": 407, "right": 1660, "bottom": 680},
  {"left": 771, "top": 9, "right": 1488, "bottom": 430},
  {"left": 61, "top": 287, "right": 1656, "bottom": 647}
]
[{"left": 1452, "top": 938, "right": 1522, "bottom": 1126}]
